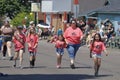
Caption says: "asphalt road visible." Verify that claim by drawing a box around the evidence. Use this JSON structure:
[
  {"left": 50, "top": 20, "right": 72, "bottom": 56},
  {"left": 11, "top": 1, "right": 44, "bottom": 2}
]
[{"left": 0, "top": 40, "right": 120, "bottom": 80}]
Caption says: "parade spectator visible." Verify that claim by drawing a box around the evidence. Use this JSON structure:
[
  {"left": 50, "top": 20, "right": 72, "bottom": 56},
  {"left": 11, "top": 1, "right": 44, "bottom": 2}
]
[
  {"left": 99, "top": 21, "right": 105, "bottom": 38},
  {"left": 29, "top": 21, "right": 35, "bottom": 29},
  {"left": 37, "top": 27, "right": 42, "bottom": 40},
  {"left": 26, "top": 27, "right": 39, "bottom": 68},
  {"left": 90, "top": 33, "right": 108, "bottom": 76},
  {"left": 0, "top": 31, "right": 5, "bottom": 75},
  {"left": 0, "top": 72, "right": 7, "bottom": 76},
  {"left": 57, "top": 28, "right": 63, "bottom": 36},
  {"left": 12, "top": 26, "right": 26, "bottom": 69},
  {"left": 89, "top": 19, "right": 99, "bottom": 31},
  {"left": 22, "top": 24, "right": 27, "bottom": 34},
  {"left": 116, "top": 26, "right": 120, "bottom": 36},
  {"left": 107, "top": 23, "right": 114, "bottom": 39},
  {"left": 86, "top": 30, "right": 97, "bottom": 48},
  {"left": 1, "top": 21, "right": 14, "bottom": 60},
  {"left": 0, "top": 31, "right": 6, "bottom": 76},
  {"left": 26, "top": 21, "right": 35, "bottom": 35},
  {"left": 64, "top": 19, "right": 83, "bottom": 69},
  {"left": 77, "top": 19, "right": 86, "bottom": 33},
  {"left": 86, "top": 32, "right": 92, "bottom": 48}
]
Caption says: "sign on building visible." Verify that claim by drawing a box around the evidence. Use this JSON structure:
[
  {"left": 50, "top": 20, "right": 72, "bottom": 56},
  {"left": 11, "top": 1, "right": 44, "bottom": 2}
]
[
  {"left": 41, "top": 1, "right": 53, "bottom": 12},
  {"left": 31, "top": 3, "right": 41, "bottom": 12},
  {"left": 53, "top": 0, "right": 72, "bottom": 12},
  {"left": 41, "top": 0, "right": 72, "bottom": 13}
]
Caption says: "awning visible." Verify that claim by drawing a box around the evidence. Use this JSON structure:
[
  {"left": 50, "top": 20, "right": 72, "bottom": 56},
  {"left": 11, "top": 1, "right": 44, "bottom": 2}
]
[{"left": 37, "top": 23, "right": 50, "bottom": 28}]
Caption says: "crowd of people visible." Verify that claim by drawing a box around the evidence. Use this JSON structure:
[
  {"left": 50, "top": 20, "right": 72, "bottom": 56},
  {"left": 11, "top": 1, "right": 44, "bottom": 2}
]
[
  {"left": 1, "top": 17, "right": 117, "bottom": 77},
  {"left": 49, "top": 18, "right": 110, "bottom": 76},
  {"left": 0, "top": 21, "right": 39, "bottom": 76}
]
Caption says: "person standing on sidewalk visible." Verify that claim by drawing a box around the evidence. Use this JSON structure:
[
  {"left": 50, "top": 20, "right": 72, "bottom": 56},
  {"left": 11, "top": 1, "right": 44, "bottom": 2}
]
[
  {"left": 90, "top": 33, "right": 108, "bottom": 76},
  {"left": 12, "top": 26, "right": 26, "bottom": 69},
  {"left": 63, "top": 19, "right": 83, "bottom": 69},
  {"left": 26, "top": 27, "right": 39, "bottom": 68}
]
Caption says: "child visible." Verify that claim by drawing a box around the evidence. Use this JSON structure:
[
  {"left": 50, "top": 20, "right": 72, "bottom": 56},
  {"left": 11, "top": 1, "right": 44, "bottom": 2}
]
[
  {"left": 90, "top": 33, "right": 108, "bottom": 76},
  {"left": 54, "top": 34, "right": 66, "bottom": 69},
  {"left": 26, "top": 27, "right": 39, "bottom": 68},
  {"left": 12, "top": 26, "right": 26, "bottom": 69}
]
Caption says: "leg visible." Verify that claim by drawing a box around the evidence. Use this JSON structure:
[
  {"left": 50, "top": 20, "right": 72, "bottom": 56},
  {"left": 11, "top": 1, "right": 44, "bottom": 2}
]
[
  {"left": 59, "top": 55, "right": 62, "bottom": 66},
  {"left": 13, "top": 51, "right": 19, "bottom": 67},
  {"left": 93, "top": 57, "right": 98, "bottom": 76},
  {"left": 74, "top": 44, "right": 80, "bottom": 58},
  {"left": 70, "top": 58, "right": 75, "bottom": 69},
  {"left": 32, "top": 55, "right": 36, "bottom": 67},
  {"left": 93, "top": 56, "right": 102, "bottom": 77},
  {"left": 66, "top": 45, "right": 76, "bottom": 69},
  {"left": 6, "top": 41, "right": 13, "bottom": 60},
  {"left": 56, "top": 53, "right": 62, "bottom": 68},
  {"left": 19, "top": 50, "right": 23, "bottom": 68},
  {"left": 2, "top": 44, "right": 7, "bottom": 59},
  {"left": 96, "top": 58, "right": 101, "bottom": 76},
  {"left": 29, "top": 52, "right": 34, "bottom": 68}
]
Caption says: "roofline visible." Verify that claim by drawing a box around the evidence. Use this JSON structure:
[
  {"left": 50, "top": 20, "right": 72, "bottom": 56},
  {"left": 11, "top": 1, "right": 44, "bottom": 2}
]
[
  {"left": 86, "top": 16, "right": 98, "bottom": 19},
  {"left": 88, "top": 11, "right": 120, "bottom": 16}
]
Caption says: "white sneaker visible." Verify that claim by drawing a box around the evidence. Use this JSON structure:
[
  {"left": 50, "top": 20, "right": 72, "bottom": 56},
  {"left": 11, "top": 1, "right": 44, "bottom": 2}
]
[
  {"left": 2, "top": 57, "right": 6, "bottom": 60},
  {"left": 19, "top": 65, "right": 23, "bottom": 69}
]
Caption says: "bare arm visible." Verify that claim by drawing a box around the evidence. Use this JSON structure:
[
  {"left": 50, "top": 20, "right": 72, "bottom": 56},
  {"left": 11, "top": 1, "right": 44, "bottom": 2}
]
[{"left": 103, "top": 49, "right": 108, "bottom": 56}]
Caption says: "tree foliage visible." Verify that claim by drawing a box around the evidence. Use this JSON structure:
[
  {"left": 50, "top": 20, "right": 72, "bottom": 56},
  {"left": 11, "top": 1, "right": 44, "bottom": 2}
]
[
  {"left": 10, "top": 12, "right": 34, "bottom": 27},
  {"left": 0, "top": 0, "right": 31, "bottom": 19}
]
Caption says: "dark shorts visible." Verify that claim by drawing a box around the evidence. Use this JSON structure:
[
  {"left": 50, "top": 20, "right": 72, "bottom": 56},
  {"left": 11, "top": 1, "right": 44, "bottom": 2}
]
[
  {"left": 29, "top": 52, "right": 36, "bottom": 56},
  {"left": 3, "top": 36, "right": 12, "bottom": 42}
]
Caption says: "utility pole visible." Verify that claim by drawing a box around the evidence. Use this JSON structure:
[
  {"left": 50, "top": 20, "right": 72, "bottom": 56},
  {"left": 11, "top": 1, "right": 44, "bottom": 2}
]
[{"left": 73, "top": 0, "right": 79, "bottom": 18}]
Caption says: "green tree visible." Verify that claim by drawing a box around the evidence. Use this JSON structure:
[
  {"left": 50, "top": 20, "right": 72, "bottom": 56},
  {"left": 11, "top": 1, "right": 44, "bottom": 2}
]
[
  {"left": 11, "top": 12, "right": 34, "bottom": 27},
  {"left": 0, "top": 0, "right": 31, "bottom": 19}
]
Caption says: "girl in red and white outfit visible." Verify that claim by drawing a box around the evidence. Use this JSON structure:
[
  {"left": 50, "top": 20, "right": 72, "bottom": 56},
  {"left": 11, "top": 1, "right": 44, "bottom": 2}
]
[
  {"left": 13, "top": 26, "right": 26, "bottom": 69},
  {"left": 90, "top": 33, "right": 108, "bottom": 76},
  {"left": 54, "top": 34, "right": 66, "bottom": 69},
  {"left": 26, "top": 27, "right": 39, "bottom": 68}
]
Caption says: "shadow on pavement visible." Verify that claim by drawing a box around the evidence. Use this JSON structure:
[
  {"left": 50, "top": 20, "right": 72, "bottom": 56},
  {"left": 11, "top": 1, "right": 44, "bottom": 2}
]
[
  {"left": 0, "top": 74, "right": 112, "bottom": 80},
  {"left": 23, "top": 66, "right": 47, "bottom": 69},
  {"left": 0, "top": 66, "right": 11, "bottom": 68},
  {"left": 60, "top": 66, "right": 92, "bottom": 69}
]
